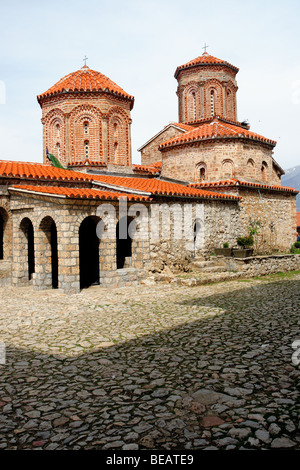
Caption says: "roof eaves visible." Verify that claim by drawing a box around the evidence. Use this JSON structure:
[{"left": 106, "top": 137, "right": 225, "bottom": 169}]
[
  {"left": 92, "top": 180, "right": 152, "bottom": 196},
  {"left": 8, "top": 187, "right": 67, "bottom": 199}
]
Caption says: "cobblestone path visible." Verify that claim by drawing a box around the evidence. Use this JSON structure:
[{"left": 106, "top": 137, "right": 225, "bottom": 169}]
[{"left": 0, "top": 273, "right": 299, "bottom": 450}]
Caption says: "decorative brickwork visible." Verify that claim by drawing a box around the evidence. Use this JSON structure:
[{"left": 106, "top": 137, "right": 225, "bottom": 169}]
[
  {"left": 176, "top": 53, "right": 238, "bottom": 124},
  {"left": 38, "top": 66, "right": 133, "bottom": 168}
]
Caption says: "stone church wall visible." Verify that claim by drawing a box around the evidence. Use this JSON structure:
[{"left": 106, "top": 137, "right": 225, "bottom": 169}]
[{"left": 160, "top": 140, "right": 278, "bottom": 185}]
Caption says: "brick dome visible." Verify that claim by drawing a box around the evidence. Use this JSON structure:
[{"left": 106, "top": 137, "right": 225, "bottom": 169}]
[
  {"left": 37, "top": 65, "right": 134, "bottom": 108},
  {"left": 174, "top": 52, "right": 239, "bottom": 78}
]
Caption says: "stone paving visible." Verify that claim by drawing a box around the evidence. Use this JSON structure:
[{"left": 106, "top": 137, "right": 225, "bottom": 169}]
[{"left": 0, "top": 272, "right": 299, "bottom": 450}]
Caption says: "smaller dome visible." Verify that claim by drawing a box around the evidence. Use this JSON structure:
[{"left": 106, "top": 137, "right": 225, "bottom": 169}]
[
  {"left": 37, "top": 65, "right": 134, "bottom": 107},
  {"left": 175, "top": 52, "right": 239, "bottom": 78}
]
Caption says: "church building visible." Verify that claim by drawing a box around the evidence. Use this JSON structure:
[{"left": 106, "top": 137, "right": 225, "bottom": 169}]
[{"left": 0, "top": 51, "right": 297, "bottom": 293}]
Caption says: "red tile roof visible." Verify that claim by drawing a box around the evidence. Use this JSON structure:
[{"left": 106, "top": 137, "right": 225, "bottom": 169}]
[
  {"left": 91, "top": 174, "right": 241, "bottom": 200},
  {"left": 175, "top": 52, "right": 239, "bottom": 78},
  {"left": 169, "top": 122, "right": 195, "bottom": 132},
  {"left": 188, "top": 179, "right": 298, "bottom": 194},
  {"left": 297, "top": 212, "right": 300, "bottom": 227},
  {"left": 159, "top": 117, "right": 276, "bottom": 149},
  {"left": 68, "top": 159, "right": 107, "bottom": 168},
  {"left": 9, "top": 185, "right": 151, "bottom": 202},
  {"left": 0, "top": 160, "right": 239, "bottom": 201},
  {"left": 133, "top": 161, "right": 162, "bottom": 175},
  {"left": 0, "top": 160, "right": 98, "bottom": 182},
  {"left": 37, "top": 65, "right": 134, "bottom": 107}
]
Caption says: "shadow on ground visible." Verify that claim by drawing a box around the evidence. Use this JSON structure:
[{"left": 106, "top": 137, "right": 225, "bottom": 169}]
[{"left": 0, "top": 279, "right": 299, "bottom": 450}]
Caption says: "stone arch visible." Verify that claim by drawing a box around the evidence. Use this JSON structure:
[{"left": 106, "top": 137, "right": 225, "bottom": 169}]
[
  {"left": 193, "top": 218, "right": 203, "bottom": 254},
  {"left": 20, "top": 217, "right": 35, "bottom": 281},
  {"left": 204, "top": 79, "right": 223, "bottom": 117},
  {"left": 108, "top": 108, "right": 130, "bottom": 165},
  {"left": 195, "top": 162, "right": 207, "bottom": 182},
  {"left": 79, "top": 215, "right": 101, "bottom": 289},
  {"left": 37, "top": 216, "right": 59, "bottom": 289},
  {"left": 70, "top": 105, "right": 103, "bottom": 163},
  {"left": 116, "top": 216, "right": 134, "bottom": 269},
  {"left": 0, "top": 206, "right": 10, "bottom": 260},
  {"left": 247, "top": 158, "right": 255, "bottom": 179},
  {"left": 261, "top": 160, "right": 268, "bottom": 182},
  {"left": 183, "top": 82, "right": 200, "bottom": 122},
  {"left": 222, "top": 159, "right": 234, "bottom": 178}
]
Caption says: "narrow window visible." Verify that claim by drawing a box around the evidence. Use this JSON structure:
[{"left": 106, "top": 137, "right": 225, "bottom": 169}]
[
  {"left": 56, "top": 124, "right": 60, "bottom": 138},
  {"left": 200, "top": 167, "right": 206, "bottom": 181},
  {"left": 210, "top": 90, "right": 215, "bottom": 116},
  {"left": 84, "top": 141, "right": 89, "bottom": 158},
  {"left": 192, "top": 92, "right": 197, "bottom": 120},
  {"left": 56, "top": 143, "right": 60, "bottom": 159}
]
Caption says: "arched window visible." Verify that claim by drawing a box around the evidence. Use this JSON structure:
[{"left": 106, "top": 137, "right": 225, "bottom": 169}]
[
  {"left": 56, "top": 124, "right": 60, "bottom": 138},
  {"left": 114, "top": 142, "right": 118, "bottom": 158},
  {"left": 261, "top": 161, "right": 268, "bottom": 181},
  {"left": 196, "top": 162, "right": 207, "bottom": 182},
  {"left": 210, "top": 90, "right": 215, "bottom": 116},
  {"left": 56, "top": 143, "right": 60, "bottom": 159},
  {"left": 247, "top": 159, "right": 255, "bottom": 179},
  {"left": 113, "top": 122, "right": 119, "bottom": 160},
  {"left": 192, "top": 92, "right": 196, "bottom": 120},
  {"left": 222, "top": 159, "right": 234, "bottom": 178},
  {"left": 84, "top": 141, "right": 89, "bottom": 158},
  {"left": 200, "top": 167, "right": 206, "bottom": 181}
]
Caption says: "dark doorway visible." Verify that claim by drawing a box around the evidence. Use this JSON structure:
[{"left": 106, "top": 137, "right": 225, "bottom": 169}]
[
  {"left": 0, "top": 213, "right": 3, "bottom": 260},
  {"left": 79, "top": 217, "right": 100, "bottom": 289},
  {"left": 27, "top": 221, "right": 35, "bottom": 280},
  {"left": 50, "top": 221, "right": 58, "bottom": 289},
  {"left": 20, "top": 218, "right": 35, "bottom": 281},
  {"left": 193, "top": 220, "right": 201, "bottom": 257},
  {"left": 116, "top": 216, "right": 134, "bottom": 269}
]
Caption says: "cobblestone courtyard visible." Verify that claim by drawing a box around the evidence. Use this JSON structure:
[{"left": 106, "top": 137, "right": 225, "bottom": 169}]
[{"left": 0, "top": 272, "right": 299, "bottom": 450}]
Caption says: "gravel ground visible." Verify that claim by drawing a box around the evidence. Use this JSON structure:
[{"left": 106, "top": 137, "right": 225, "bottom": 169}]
[{"left": 0, "top": 272, "right": 299, "bottom": 450}]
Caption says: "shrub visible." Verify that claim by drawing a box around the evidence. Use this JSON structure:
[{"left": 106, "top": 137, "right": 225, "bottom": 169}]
[
  {"left": 237, "top": 236, "right": 254, "bottom": 249},
  {"left": 223, "top": 242, "right": 229, "bottom": 248},
  {"left": 294, "top": 241, "right": 300, "bottom": 248}
]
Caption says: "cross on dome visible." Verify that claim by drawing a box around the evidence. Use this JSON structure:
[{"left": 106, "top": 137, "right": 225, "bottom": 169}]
[{"left": 202, "top": 43, "right": 209, "bottom": 54}]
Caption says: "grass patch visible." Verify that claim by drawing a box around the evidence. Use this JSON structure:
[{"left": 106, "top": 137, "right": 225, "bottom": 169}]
[{"left": 252, "top": 270, "right": 300, "bottom": 281}]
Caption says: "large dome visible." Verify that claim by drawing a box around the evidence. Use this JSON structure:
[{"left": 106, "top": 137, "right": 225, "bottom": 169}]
[
  {"left": 174, "top": 52, "right": 239, "bottom": 78},
  {"left": 37, "top": 64, "right": 134, "bottom": 108}
]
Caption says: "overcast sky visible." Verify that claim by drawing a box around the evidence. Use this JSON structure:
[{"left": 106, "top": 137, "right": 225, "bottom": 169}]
[{"left": 0, "top": 0, "right": 299, "bottom": 170}]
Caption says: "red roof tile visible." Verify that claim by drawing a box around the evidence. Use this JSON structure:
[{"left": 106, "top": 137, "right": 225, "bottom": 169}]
[
  {"left": 68, "top": 159, "right": 107, "bottom": 168},
  {"left": 37, "top": 65, "right": 134, "bottom": 107},
  {"left": 175, "top": 52, "right": 239, "bottom": 78},
  {"left": 0, "top": 160, "right": 95, "bottom": 182},
  {"left": 159, "top": 117, "right": 276, "bottom": 149},
  {"left": 133, "top": 161, "right": 162, "bottom": 175},
  {"left": 188, "top": 179, "right": 298, "bottom": 194},
  {"left": 91, "top": 174, "right": 241, "bottom": 200},
  {"left": 9, "top": 185, "right": 151, "bottom": 202}
]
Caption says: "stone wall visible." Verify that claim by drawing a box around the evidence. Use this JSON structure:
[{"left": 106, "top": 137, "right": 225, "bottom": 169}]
[
  {"left": 237, "top": 187, "right": 297, "bottom": 253},
  {"left": 224, "top": 253, "right": 300, "bottom": 277},
  {"left": 140, "top": 125, "right": 186, "bottom": 167},
  {"left": 160, "top": 140, "right": 280, "bottom": 185}
]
